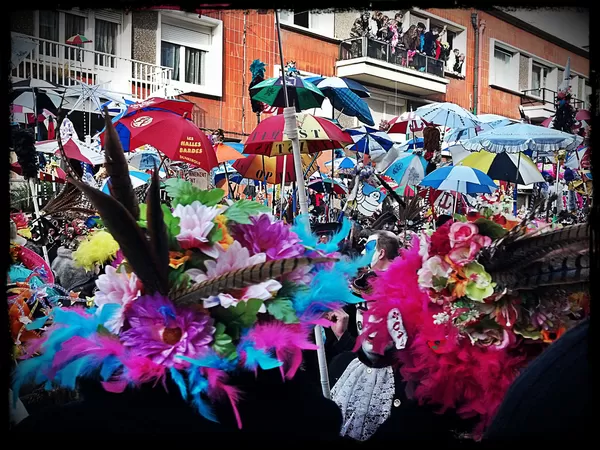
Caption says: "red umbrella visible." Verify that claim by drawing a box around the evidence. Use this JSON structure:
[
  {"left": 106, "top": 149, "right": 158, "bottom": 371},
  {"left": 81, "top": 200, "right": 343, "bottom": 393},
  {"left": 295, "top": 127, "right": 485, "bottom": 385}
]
[
  {"left": 243, "top": 113, "right": 352, "bottom": 157},
  {"left": 576, "top": 109, "right": 591, "bottom": 122},
  {"left": 102, "top": 110, "right": 218, "bottom": 171},
  {"left": 387, "top": 112, "right": 431, "bottom": 134},
  {"left": 233, "top": 153, "right": 318, "bottom": 185},
  {"left": 124, "top": 97, "right": 194, "bottom": 117}
]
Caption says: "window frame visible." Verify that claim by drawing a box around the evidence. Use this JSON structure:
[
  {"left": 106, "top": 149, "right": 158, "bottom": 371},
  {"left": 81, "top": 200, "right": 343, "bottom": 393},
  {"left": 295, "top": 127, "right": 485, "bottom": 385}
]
[{"left": 278, "top": 10, "right": 335, "bottom": 39}]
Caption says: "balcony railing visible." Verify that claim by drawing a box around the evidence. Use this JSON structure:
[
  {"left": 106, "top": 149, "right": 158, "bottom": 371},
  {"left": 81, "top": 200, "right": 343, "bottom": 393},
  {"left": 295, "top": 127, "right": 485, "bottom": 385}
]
[
  {"left": 11, "top": 33, "right": 173, "bottom": 100},
  {"left": 521, "top": 87, "right": 586, "bottom": 110},
  {"left": 339, "top": 37, "right": 445, "bottom": 79}
]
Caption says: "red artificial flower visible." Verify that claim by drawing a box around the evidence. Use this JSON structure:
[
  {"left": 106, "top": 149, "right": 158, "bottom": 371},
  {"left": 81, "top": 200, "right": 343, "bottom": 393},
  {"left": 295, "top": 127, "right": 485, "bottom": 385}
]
[
  {"left": 466, "top": 211, "right": 482, "bottom": 222},
  {"left": 430, "top": 220, "right": 453, "bottom": 256}
]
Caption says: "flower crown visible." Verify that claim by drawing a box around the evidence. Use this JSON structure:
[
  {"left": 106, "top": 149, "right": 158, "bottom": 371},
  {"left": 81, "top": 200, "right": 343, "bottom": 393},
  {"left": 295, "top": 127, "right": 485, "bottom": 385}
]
[{"left": 12, "top": 118, "right": 369, "bottom": 428}]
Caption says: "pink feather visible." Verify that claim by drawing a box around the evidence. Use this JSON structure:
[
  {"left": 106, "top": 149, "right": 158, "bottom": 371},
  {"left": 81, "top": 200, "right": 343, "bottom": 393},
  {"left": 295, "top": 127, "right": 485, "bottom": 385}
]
[{"left": 205, "top": 368, "right": 242, "bottom": 429}]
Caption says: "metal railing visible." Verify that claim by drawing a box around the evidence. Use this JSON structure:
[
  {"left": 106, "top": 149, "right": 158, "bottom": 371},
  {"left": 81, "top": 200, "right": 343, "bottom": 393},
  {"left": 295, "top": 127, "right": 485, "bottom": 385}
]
[
  {"left": 11, "top": 33, "right": 173, "bottom": 100},
  {"left": 521, "top": 87, "right": 586, "bottom": 110},
  {"left": 339, "top": 37, "right": 445, "bottom": 79}
]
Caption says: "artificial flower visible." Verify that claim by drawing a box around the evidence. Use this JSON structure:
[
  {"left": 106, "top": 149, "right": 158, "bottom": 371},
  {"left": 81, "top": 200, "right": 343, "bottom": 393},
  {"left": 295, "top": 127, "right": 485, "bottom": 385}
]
[
  {"left": 418, "top": 256, "right": 452, "bottom": 292},
  {"left": 73, "top": 230, "right": 120, "bottom": 271},
  {"left": 233, "top": 214, "right": 305, "bottom": 260},
  {"left": 468, "top": 327, "right": 515, "bottom": 350},
  {"left": 173, "top": 201, "right": 222, "bottom": 257},
  {"left": 464, "top": 262, "right": 496, "bottom": 302},
  {"left": 429, "top": 220, "right": 452, "bottom": 256},
  {"left": 418, "top": 233, "right": 430, "bottom": 262},
  {"left": 215, "top": 214, "right": 234, "bottom": 250},
  {"left": 448, "top": 222, "right": 478, "bottom": 248},
  {"left": 120, "top": 293, "right": 215, "bottom": 367},
  {"left": 110, "top": 250, "right": 125, "bottom": 268},
  {"left": 94, "top": 265, "right": 142, "bottom": 333},
  {"left": 490, "top": 299, "right": 520, "bottom": 328},
  {"left": 471, "top": 234, "right": 492, "bottom": 248},
  {"left": 169, "top": 250, "right": 192, "bottom": 269},
  {"left": 541, "top": 327, "right": 566, "bottom": 343},
  {"left": 447, "top": 241, "right": 483, "bottom": 267}
]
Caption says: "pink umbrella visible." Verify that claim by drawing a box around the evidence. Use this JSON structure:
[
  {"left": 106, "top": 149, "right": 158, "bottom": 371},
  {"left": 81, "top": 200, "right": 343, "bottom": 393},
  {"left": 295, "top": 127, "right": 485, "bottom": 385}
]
[
  {"left": 541, "top": 116, "right": 554, "bottom": 128},
  {"left": 576, "top": 109, "right": 591, "bottom": 122},
  {"left": 35, "top": 138, "right": 105, "bottom": 165}
]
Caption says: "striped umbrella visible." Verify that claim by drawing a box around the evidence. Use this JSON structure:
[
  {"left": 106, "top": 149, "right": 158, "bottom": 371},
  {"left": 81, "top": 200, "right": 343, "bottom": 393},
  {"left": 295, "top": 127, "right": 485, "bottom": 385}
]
[
  {"left": 458, "top": 151, "right": 544, "bottom": 185},
  {"left": 444, "top": 114, "right": 516, "bottom": 143},
  {"left": 383, "top": 152, "right": 428, "bottom": 187},
  {"left": 101, "top": 171, "right": 151, "bottom": 195},
  {"left": 232, "top": 153, "right": 318, "bottom": 185},
  {"left": 420, "top": 165, "right": 498, "bottom": 195},
  {"left": 66, "top": 34, "right": 92, "bottom": 45},
  {"left": 415, "top": 102, "right": 481, "bottom": 130},
  {"left": 565, "top": 146, "right": 590, "bottom": 170},
  {"left": 346, "top": 126, "right": 395, "bottom": 155},
  {"left": 386, "top": 111, "right": 430, "bottom": 134},
  {"left": 250, "top": 76, "right": 325, "bottom": 111},
  {"left": 244, "top": 113, "right": 352, "bottom": 156},
  {"left": 324, "top": 156, "right": 357, "bottom": 172},
  {"left": 304, "top": 76, "right": 370, "bottom": 98},
  {"left": 307, "top": 176, "right": 348, "bottom": 195}
]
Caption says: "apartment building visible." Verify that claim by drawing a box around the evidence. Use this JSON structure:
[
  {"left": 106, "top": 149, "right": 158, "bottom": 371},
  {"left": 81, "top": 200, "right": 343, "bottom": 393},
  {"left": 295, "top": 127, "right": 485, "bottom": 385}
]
[{"left": 10, "top": 7, "right": 589, "bottom": 140}]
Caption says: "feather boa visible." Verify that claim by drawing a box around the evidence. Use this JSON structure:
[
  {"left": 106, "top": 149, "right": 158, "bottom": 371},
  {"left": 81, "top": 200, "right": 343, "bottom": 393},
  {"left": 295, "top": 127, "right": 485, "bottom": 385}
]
[{"left": 358, "top": 236, "right": 528, "bottom": 437}]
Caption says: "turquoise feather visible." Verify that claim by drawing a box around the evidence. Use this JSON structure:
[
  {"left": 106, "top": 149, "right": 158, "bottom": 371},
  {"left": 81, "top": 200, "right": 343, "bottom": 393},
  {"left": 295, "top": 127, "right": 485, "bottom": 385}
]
[{"left": 170, "top": 367, "right": 188, "bottom": 401}]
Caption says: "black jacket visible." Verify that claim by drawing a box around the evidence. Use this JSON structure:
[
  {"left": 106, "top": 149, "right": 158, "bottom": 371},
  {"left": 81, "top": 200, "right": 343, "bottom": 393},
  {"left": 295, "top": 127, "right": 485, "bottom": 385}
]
[
  {"left": 329, "top": 350, "right": 472, "bottom": 442},
  {"left": 484, "top": 317, "right": 591, "bottom": 441}
]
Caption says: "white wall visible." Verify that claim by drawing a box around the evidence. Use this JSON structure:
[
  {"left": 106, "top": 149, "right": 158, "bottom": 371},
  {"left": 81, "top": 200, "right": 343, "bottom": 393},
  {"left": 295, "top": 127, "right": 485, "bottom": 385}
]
[{"left": 499, "top": 7, "right": 589, "bottom": 50}]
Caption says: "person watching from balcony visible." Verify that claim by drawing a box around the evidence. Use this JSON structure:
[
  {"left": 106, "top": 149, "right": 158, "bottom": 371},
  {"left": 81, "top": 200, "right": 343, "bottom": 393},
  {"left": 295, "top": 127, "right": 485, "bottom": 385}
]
[
  {"left": 349, "top": 11, "right": 372, "bottom": 58},
  {"left": 424, "top": 25, "right": 447, "bottom": 58},
  {"left": 402, "top": 22, "right": 423, "bottom": 52}
]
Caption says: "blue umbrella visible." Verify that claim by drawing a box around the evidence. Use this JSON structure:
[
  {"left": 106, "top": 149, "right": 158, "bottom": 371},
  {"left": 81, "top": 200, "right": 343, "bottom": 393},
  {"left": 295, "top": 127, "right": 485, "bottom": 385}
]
[
  {"left": 304, "top": 76, "right": 370, "bottom": 98},
  {"left": 420, "top": 165, "right": 498, "bottom": 195},
  {"left": 384, "top": 152, "right": 428, "bottom": 186},
  {"left": 325, "top": 156, "right": 356, "bottom": 171},
  {"left": 346, "top": 126, "right": 395, "bottom": 155},
  {"left": 101, "top": 170, "right": 151, "bottom": 194},
  {"left": 398, "top": 137, "right": 424, "bottom": 151}
]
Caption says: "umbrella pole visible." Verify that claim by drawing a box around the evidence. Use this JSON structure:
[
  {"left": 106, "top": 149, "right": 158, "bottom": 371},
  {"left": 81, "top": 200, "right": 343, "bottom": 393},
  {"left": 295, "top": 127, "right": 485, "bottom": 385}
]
[
  {"left": 222, "top": 163, "right": 234, "bottom": 200},
  {"left": 279, "top": 155, "right": 288, "bottom": 220},
  {"left": 276, "top": 10, "right": 329, "bottom": 399},
  {"left": 513, "top": 152, "right": 522, "bottom": 216}
]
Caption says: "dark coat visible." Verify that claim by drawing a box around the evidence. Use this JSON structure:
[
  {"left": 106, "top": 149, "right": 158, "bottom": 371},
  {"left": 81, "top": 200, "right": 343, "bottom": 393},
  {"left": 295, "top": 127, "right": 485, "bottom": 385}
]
[
  {"left": 12, "top": 367, "right": 343, "bottom": 440},
  {"left": 329, "top": 350, "right": 472, "bottom": 442},
  {"left": 484, "top": 317, "right": 591, "bottom": 441}
]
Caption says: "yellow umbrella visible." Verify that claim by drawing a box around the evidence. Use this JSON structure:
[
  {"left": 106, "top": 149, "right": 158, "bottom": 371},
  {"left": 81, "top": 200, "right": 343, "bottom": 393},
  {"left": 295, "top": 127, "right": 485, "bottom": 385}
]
[
  {"left": 232, "top": 153, "right": 319, "bottom": 185},
  {"left": 458, "top": 150, "right": 543, "bottom": 185}
]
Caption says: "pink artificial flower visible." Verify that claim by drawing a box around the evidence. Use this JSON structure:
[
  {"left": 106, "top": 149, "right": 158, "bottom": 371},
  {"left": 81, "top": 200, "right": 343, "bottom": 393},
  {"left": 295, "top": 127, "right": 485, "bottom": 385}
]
[
  {"left": 447, "top": 241, "right": 483, "bottom": 267},
  {"left": 418, "top": 255, "right": 452, "bottom": 292},
  {"left": 471, "top": 234, "right": 492, "bottom": 248},
  {"left": 449, "top": 222, "right": 479, "bottom": 248},
  {"left": 418, "top": 233, "right": 431, "bottom": 263},
  {"left": 172, "top": 201, "right": 221, "bottom": 257},
  {"left": 94, "top": 265, "right": 142, "bottom": 333}
]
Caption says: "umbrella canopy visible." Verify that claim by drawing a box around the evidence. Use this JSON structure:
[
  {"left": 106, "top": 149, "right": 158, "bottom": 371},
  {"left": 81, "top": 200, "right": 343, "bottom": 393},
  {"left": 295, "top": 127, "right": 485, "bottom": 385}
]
[
  {"left": 304, "top": 76, "right": 370, "bottom": 98},
  {"left": 103, "top": 110, "right": 218, "bottom": 172},
  {"left": 324, "top": 156, "right": 357, "bottom": 171},
  {"left": 214, "top": 142, "right": 246, "bottom": 163},
  {"left": 66, "top": 34, "right": 92, "bottom": 45},
  {"left": 461, "top": 122, "right": 583, "bottom": 154},
  {"left": 414, "top": 102, "right": 481, "bottom": 130},
  {"left": 576, "top": 109, "right": 591, "bottom": 122},
  {"left": 213, "top": 165, "right": 259, "bottom": 186},
  {"left": 124, "top": 97, "right": 194, "bottom": 117},
  {"left": 232, "top": 153, "right": 318, "bottom": 184},
  {"left": 458, "top": 151, "right": 544, "bottom": 185},
  {"left": 444, "top": 114, "right": 516, "bottom": 143},
  {"left": 10, "top": 89, "right": 62, "bottom": 113},
  {"left": 10, "top": 104, "right": 35, "bottom": 124},
  {"left": 565, "top": 146, "right": 590, "bottom": 170},
  {"left": 126, "top": 149, "right": 162, "bottom": 171},
  {"left": 307, "top": 176, "right": 348, "bottom": 195},
  {"left": 397, "top": 138, "right": 424, "bottom": 152},
  {"left": 420, "top": 165, "right": 498, "bottom": 195},
  {"left": 346, "top": 126, "right": 395, "bottom": 155},
  {"left": 383, "top": 152, "right": 428, "bottom": 186},
  {"left": 12, "top": 79, "right": 64, "bottom": 91},
  {"left": 250, "top": 76, "right": 325, "bottom": 112},
  {"left": 244, "top": 113, "right": 352, "bottom": 156},
  {"left": 34, "top": 138, "right": 105, "bottom": 166},
  {"left": 102, "top": 171, "right": 151, "bottom": 195},
  {"left": 386, "top": 111, "right": 431, "bottom": 134}
]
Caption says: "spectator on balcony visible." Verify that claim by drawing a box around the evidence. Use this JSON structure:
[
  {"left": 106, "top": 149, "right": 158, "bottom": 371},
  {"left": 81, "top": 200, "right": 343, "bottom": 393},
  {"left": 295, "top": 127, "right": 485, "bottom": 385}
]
[
  {"left": 349, "top": 12, "right": 372, "bottom": 58},
  {"left": 423, "top": 25, "right": 446, "bottom": 58},
  {"left": 402, "top": 22, "right": 425, "bottom": 52}
]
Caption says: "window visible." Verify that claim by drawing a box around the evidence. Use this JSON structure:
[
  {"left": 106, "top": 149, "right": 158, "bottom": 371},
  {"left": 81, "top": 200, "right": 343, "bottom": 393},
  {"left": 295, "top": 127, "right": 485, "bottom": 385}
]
[
  {"left": 95, "top": 19, "right": 118, "bottom": 67},
  {"left": 39, "top": 10, "right": 59, "bottom": 57},
  {"left": 531, "top": 63, "right": 548, "bottom": 98},
  {"left": 160, "top": 42, "right": 205, "bottom": 85},
  {"left": 279, "top": 10, "right": 334, "bottom": 38},
  {"left": 493, "top": 47, "right": 514, "bottom": 88},
  {"left": 65, "top": 13, "right": 86, "bottom": 61},
  {"left": 293, "top": 11, "right": 309, "bottom": 28},
  {"left": 161, "top": 41, "right": 181, "bottom": 81}
]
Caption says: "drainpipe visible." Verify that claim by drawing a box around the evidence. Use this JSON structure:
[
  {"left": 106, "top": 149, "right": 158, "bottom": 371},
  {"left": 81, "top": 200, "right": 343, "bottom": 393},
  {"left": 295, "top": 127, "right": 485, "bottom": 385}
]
[
  {"left": 471, "top": 12, "right": 479, "bottom": 114},
  {"left": 477, "top": 20, "right": 486, "bottom": 114}
]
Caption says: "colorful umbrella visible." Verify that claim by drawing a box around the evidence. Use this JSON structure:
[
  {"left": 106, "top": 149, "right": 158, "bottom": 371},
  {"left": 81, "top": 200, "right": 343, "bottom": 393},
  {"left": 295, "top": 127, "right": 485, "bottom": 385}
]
[
  {"left": 458, "top": 151, "right": 544, "bottom": 185},
  {"left": 101, "top": 171, "right": 151, "bottom": 195},
  {"left": 576, "top": 110, "right": 591, "bottom": 122},
  {"left": 250, "top": 76, "right": 325, "bottom": 112},
  {"left": 386, "top": 111, "right": 431, "bottom": 134},
  {"left": 33, "top": 138, "right": 105, "bottom": 166},
  {"left": 307, "top": 176, "right": 348, "bottom": 195},
  {"left": 414, "top": 102, "right": 481, "bottom": 130},
  {"left": 10, "top": 104, "right": 35, "bottom": 124},
  {"left": 565, "top": 146, "right": 590, "bottom": 170},
  {"left": 420, "top": 165, "right": 498, "bottom": 195},
  {"left": 214, "top": 142, "right": 246, "bottom": 163},
  {"left": 126, "top": 149, "right": 162, "bottom": 171},
  {"left": 444, "top": 114, "right": 516, "bottom": 143},
  {"left": 66, "top": 34, "right": 92, "bottom": 45},
  {"left": 103, "top": 110, "right": 218, "bottom": 171},
  {"left": 346, "top": 126, "right": 395, "bottom": 155},
  {"left": 243, "top": 113, "right": 352, "bottom": 156},
  {"left": 123, "top": 97, "right": 194, "bottom": 118},
  {"left": 304, "top": 76, "right": 370, "bottom": 98},
  {"left": 383, "top": 152, "right": 428, "bottom": 186},
  {"left": 461, "top": 123, "right": 583, "bottom": 154},
  {"left": 233, "top": 153, "right": 318, "bottom": 184},
  {"left": 324, "top": 156, "right": 357, "bottom": 171},
  {"left": 213, "top": 165, "right": 259, "bottom": 186}
]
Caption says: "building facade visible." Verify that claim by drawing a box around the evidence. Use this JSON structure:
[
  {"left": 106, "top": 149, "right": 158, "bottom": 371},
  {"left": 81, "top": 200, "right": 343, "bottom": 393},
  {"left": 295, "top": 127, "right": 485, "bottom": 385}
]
[{"left": 10, "top": 7, "right": 589, "bottom": 140}]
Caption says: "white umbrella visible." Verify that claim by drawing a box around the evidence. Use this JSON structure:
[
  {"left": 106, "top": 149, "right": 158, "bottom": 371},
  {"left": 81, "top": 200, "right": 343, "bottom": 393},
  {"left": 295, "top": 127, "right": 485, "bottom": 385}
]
[
  {"left": 101, "top": 171, "right": 151, "bottom": 194},
  {"left": 414, "top": 102, "right": 481, "bottom": 130}
]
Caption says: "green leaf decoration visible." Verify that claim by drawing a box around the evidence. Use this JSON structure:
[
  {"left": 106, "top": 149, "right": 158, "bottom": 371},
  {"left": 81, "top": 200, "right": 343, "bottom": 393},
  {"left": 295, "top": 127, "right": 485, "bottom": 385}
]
[
  {"left": 212, "top": 322, "right": 238, "bottom": 360},
  {"left": 481, "top": 207, "right": 494, "bottom": 219},
  {"left": 137, "top": 203, "right": 148, "bottom": 229},
  {"left": 474, "top": 218, "right": 508, "bottom": 240},
  {"left": 453, "top": 213, "right": 467, "bottom": 223},
  {"left": 168, "top": 266, "right": 190, "bottom": 291},
  {"left": 267, "top": 298, "right": 300, "bottom": 324},
  {"left": 207, "top": 224, "right": 223, "bottom": 245},
  {"left": 163, "top": 178, "right": 224, "bottom": 207},
  {"left": 212, "top": 299, "right": 264, "bottom": 340},
  {"left": 223, "top": 199, "right": 270, "bottom": 224},
  {"left": 161, "top": 204, "right": 181, "bottom": 248}
]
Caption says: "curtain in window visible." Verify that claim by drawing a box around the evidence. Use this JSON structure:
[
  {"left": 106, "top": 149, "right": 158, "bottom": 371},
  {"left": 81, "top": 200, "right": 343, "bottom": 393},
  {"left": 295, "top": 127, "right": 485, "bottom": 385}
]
[
  {"left": 39, "top": 11, "right": 59, "bottom": 57},
  {"left": 65, "top": 13, "right": 86, "bottom": 61},
  {"left": 185, "top": 47, "right": 203, "bottom": 85},
  {"left": 161, "top": 42, "right": 180, "bottom": 81},
  {"left": 494, "top": 49, "right": 512, "bottom": 87},
  {"left": 95, "top": 19, "right": 117, "bottom": 67}
]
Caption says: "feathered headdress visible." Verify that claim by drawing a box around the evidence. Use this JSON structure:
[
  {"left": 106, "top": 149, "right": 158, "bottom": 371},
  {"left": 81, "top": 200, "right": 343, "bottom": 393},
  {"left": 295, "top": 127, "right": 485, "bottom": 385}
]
[
  {"left": 358, "top": 200, "right": 589, "bottom": 438},
  {"left": 249, "top": 59, "right": 267, "bottom": 115},
  {"left": 13, "top": 112, "right": 366, "bottom": 428}
]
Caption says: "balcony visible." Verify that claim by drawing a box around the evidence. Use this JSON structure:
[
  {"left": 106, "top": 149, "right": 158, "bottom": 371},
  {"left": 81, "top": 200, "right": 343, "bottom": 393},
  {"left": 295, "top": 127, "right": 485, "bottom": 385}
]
[
  {"left": 336, "top": 37, "right": 449, "bottom": 96},
  {"left": 521, "top": 87, "right": 586, "bottom": 121},
  {"left": 11, "top": 32, "right": 173, "bottom": 102}
]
